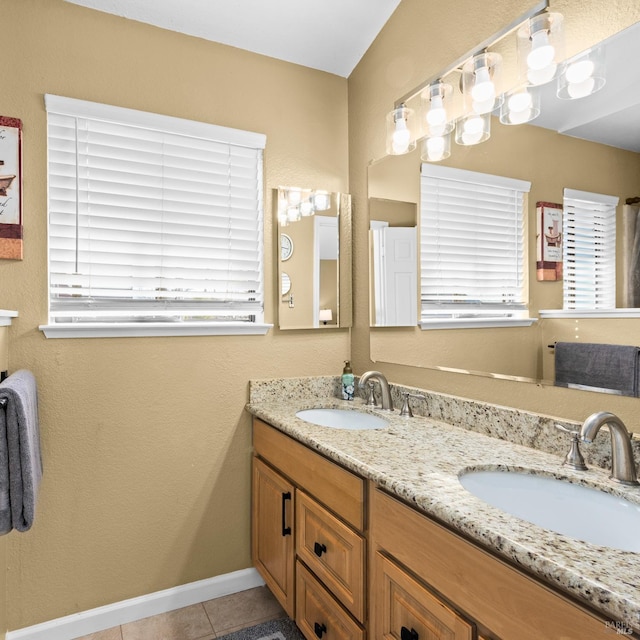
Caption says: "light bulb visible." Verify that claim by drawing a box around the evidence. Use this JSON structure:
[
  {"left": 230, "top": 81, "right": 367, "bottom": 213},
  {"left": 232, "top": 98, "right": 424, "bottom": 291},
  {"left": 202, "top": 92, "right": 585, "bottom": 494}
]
[
  {"left": 462, "top": 116, "right": 484, "bottom": 145},
  {"left": 426, "top": 136, "right": 446, "bottom": 161},
  {"left": 565, "top": 59, "right": 594, "bottom": 84},
  {"left": 527, "top": 29, "right": 555, "bottom": 70},
  {"left": 567, "top": 77, "right": 596, "bottom": 99},
  {"left": 527, "top": 63, "right": 557, "bottom": 86},
  {"left": 508, "top": 108, "right": 533, "bottom": 124},
  {"left": 313, "top": 191, "right": 331, "bottom": 211},
  {"left": 427, "top": 94, "right": 446, "bottom": 127},
  {"left": 508, "top": 91, "right": 532, "bottom": 113},
  {"left": 299, "top": 200, "right": 314, "bottom": 216},
  {"left": 471, "top": 66, "right": 495, "bottom": 103},
  {"left": 287, "top": 205, "right": 301, "bottom": 222},
  {"left": 287, "top": 189, "right": 301, "bottom": 205},
  {"left": 392, "top": 117, "right": 411, "bottom": 154}
]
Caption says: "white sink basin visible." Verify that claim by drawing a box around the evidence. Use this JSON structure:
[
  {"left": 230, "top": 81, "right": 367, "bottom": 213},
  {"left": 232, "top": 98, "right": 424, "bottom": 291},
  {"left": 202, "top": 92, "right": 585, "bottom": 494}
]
[
  {"left": 459, "top": 470, "right": 640, "bottom": 551},
  {"left": 296, "top": 408, "right": 388, "bottom": 430}
]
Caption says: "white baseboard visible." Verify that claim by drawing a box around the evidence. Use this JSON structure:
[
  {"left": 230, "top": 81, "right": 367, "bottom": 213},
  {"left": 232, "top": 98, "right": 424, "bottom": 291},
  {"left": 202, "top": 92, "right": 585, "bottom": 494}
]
[{"left": 6, "top": 567, "right": 265, "bottom": 640}]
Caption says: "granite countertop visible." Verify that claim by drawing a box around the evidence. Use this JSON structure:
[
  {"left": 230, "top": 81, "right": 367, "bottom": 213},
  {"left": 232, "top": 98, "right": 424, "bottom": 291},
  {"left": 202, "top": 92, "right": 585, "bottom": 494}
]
[{"left": 247, "top": 389, "right": 640, "bottom": 634}]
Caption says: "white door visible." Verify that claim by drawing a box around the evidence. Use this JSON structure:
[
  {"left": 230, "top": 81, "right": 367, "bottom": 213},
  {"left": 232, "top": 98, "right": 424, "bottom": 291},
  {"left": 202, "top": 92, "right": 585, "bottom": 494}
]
[{"left": 371, "top": 226, "right": 417, "bottom": 326}]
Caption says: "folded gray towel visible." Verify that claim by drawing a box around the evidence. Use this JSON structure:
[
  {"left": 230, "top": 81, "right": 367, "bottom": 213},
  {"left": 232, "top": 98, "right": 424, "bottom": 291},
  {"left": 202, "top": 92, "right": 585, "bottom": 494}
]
[
  {"left": 0, "top": 370, "right": 42, "bottom": 533},
  {"left": 555, "top": 342, "right": 640, "bottom": 397}
]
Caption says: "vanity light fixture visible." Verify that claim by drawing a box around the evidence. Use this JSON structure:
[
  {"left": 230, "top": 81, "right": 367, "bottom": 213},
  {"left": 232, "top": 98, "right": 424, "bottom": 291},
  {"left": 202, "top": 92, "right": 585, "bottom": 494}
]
[
  {"left": 279, "top": 187, "right": 334, "bottom": 224},
  {"left": 499, "top": 85, "right": 541, "bottom": 125},
  {"left": 517, "top": 12, "right": 565, "bottom": 86},
  {"left": 557, "top": 46, "right": 605, "bottom": 100},
  {"left": 385, "top": 104, "right": 416, "bottom": 155}
]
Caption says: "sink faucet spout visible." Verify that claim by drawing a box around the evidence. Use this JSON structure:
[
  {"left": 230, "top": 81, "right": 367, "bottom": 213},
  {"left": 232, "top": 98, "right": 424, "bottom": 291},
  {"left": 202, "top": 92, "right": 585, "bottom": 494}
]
[
  {"left": 580, "top": 411, "right": 639, "bottom": 486},
  {"left": 359, "top": 371, "right": 393, "bottom": 411}
]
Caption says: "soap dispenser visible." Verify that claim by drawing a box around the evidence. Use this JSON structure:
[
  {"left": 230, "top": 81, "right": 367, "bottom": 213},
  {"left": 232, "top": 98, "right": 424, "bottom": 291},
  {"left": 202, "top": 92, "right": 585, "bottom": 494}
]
[{"left": 342, "top": 361, "right": 355, "bottom": 401}]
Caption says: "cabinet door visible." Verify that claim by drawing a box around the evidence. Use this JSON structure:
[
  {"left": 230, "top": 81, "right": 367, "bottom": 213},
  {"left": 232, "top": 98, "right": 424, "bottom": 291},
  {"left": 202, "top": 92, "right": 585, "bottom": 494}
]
[
  {"left": 372, "top": 552, "right": 474, "bottom": 640},
  {"left": 252, "top": 457, "right": 295, "bottom": 617}
]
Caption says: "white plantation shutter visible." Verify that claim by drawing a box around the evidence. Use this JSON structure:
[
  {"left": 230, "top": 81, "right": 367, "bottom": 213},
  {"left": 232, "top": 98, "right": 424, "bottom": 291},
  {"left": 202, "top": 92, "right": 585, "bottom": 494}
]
[
  {"left": 420, "top": 164, "right": 531, "bottom": 320},
  {"left": 563, "top": 189, "right": 618, "bottom": 310},
  {"left": 45, "top": 94, "right": 266, "bottom": 325}
]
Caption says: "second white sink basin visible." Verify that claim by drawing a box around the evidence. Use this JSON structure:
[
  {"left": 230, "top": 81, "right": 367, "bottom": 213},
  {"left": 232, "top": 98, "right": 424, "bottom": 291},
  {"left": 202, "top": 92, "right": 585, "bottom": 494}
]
[
  {"left": 459, "top": 470, "right": 640, "bottom": 552},
  {"left": 296, "top": 408, "right": 388, "bottom": 430}
]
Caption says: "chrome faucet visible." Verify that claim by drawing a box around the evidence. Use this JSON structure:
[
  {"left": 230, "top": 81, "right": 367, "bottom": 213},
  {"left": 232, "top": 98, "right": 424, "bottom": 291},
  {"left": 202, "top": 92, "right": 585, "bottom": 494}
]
[
  {"left": 359, "top": 371, "right": 393, "bottom": 411},
  {"left": 580, "top": 412, "right": 639, "bottom": 486}
]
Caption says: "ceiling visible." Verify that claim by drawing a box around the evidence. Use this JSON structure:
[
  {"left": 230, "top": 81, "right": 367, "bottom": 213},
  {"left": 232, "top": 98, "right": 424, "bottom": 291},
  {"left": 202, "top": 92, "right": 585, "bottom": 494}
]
[{"left": 64, "top": 0, "right": 401, "bottom": 78}]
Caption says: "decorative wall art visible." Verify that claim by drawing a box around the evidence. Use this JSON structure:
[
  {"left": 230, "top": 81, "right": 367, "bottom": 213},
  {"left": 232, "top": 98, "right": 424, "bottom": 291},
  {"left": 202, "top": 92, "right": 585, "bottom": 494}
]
[
  {"left": 536, "top": 201, "right": 563, "bottom": 281},
  {"left": 0, "top": 117, "right": 23, "bottom": 260}
]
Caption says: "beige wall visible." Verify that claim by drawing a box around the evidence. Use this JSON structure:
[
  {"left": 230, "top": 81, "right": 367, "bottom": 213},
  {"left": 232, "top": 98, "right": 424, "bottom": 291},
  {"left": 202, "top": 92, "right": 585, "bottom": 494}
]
[
  {"left": 2, "top": 0, "right": 349, "bottom": 630},
  {"left": 349, "top": 0, "right": 640, "bottom": 422}
]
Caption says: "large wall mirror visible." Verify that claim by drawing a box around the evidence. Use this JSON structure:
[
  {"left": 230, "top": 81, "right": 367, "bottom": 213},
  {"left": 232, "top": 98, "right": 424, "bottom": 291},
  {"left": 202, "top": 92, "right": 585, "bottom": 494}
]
[
  {"left": 369, "top": 19, "right": 640, "bottom": 394},
  {"left": 276, "top": 188, "right": 352, "bottom": 330}
]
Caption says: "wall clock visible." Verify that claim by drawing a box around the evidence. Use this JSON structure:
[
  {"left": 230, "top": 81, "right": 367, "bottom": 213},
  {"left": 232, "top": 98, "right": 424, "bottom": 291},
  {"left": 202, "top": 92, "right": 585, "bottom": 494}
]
[{"left": 280, "top": 233, "right": 293, "bottom": 261}]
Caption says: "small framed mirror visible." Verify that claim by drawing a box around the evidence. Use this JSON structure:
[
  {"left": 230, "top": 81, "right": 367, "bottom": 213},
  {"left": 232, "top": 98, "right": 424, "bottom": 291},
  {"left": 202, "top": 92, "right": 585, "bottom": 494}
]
[{"left": 275, "top": 187, "right": 352, "bottom": 329}]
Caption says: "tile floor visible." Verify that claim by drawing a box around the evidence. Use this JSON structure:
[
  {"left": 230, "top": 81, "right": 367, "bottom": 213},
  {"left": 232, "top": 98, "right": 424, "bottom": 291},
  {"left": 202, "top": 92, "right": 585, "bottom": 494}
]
[{"left": 75, "top": 586, "right": 286, "bottom": 640}]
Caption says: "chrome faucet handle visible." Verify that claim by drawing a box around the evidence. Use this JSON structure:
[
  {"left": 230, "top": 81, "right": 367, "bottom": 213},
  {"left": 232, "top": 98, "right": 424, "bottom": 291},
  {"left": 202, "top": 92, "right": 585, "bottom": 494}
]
[
  {"left": 365, "top": 381, "right": 378, "bottom": 407},
  {"left": 400, "top": 393, "right": 427, "bottom": 417},
  {"left": 555, "top": 424, "right": 588, "bottom": 471}
]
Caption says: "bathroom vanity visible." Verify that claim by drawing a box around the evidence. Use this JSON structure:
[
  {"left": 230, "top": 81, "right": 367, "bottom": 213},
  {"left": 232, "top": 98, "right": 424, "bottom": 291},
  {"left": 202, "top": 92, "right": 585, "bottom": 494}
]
[{"left": 247, "top": 377, "right": 640, "bottom": 639}]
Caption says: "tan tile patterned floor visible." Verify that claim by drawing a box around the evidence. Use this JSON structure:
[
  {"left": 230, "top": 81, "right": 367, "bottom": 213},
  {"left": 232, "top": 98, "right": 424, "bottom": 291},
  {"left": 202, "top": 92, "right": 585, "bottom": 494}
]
[{"left": 75, "top": 586, "right": 286, "bottom": 640}]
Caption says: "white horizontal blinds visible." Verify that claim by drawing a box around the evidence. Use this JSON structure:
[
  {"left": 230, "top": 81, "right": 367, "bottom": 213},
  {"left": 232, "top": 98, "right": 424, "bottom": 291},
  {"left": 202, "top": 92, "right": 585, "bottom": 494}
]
[
  {"left": 563, "top": 189, "right": 618, "bottom": 310},
  {"left": 420, "top": 164, "right": 531, "bottom": 319},
  {"left": 46, "top": 94, "right": 266, "bottom": 324}
]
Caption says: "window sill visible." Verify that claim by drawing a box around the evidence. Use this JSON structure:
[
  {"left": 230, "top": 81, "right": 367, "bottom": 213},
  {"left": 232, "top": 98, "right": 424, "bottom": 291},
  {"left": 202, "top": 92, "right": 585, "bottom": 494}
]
[
  {"left": 539, "top": 309, "right": 640, "bottom": 319},
  {"left": 419, "top": 317, "right": 537, "bottom": 330},
  {"left": 0, "top": 310, "right": 18, "bottom": 327},
  {"left": 39, "top": 322, "right": 273, "bottom": 339}
]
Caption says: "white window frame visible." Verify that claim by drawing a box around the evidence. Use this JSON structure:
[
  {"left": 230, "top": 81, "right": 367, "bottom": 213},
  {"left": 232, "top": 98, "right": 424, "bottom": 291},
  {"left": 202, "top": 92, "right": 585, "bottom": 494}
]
[
  {"left": 40, "top": 95, "right": 271, "bottom": 338},
  {"left": 419, "top": 163, "right": 534, "bottom": 330},
  {"left": 562, "top": 188, "right": 618, "bottom": 311}
]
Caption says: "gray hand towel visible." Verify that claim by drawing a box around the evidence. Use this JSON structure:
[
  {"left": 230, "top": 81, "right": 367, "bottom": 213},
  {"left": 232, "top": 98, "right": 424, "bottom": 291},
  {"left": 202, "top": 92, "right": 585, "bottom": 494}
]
[
  {"left": 554, "top": 342, "right": 640, "bottom": 397},
  {"left": 0, "top": 370, "right": 42, "bottom": 533}
]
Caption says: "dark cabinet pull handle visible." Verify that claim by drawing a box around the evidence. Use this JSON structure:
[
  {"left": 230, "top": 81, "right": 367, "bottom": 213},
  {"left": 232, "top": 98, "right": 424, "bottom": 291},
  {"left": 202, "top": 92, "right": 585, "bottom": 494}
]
[
  {"left": 401, "top": 627, "right": 419, "bottom": 640},
  {"left": 314, "top": 622, "right": 327, "bottom": 638},
  {"left": 314, "top": 542, "right": 327, "bottom": 557},
  {"left": 281, "top": 492, "right": 292, "bottom": 536}
]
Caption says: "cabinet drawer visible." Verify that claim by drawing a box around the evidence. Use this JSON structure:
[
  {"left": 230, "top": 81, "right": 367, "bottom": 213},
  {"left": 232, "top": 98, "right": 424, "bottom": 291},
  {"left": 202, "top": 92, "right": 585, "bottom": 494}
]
[
  {"left": 296, "top": 560, "right": 365, "bottom": 640},
  {"left": 296, "top": 490, "right": 365, "bottom": 622},
  {"left": 372, "top": 551, "right": 474, "bottom": 640},
  {"left": 253, "top": 419, "right": 364, "bottom": 530},
  {"left": 371, "top": 487, "right": 612, "bottom": 640}
]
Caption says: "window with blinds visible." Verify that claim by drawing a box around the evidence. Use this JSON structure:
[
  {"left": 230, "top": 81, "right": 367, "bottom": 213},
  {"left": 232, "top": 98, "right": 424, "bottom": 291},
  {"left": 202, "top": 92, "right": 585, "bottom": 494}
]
[
  {"left": 420, "top": 164, "right": 531, "bottom": 323},
  {"left": 562, "top": 188, "right": 618, "bottom": 310},
  {"left": 45, "top": 94, "right": 266, "bottom": 332}
]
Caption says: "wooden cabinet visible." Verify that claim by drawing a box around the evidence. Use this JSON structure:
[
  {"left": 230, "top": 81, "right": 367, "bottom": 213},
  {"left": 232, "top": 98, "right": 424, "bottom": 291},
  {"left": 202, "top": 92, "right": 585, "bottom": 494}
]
[
  {"left": 253, "top": 417, "right": 620, "bottom": 640},
  {"left": 252, "top": 419, "right": 366, "bottom": 638},
  {"left": 252, "top": 456, "right": 295, "bottom": 616}
]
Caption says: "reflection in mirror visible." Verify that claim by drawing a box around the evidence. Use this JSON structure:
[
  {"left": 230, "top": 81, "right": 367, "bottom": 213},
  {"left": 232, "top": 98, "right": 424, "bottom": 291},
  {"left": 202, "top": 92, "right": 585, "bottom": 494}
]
[
  {"left": 369, "top": 198, "right": 417, "bottom": 326},
  {"left": 369, "top": 21, "right": 640, "bottom": 394},
  {"left": 276, "top": 188, "right": 351, "bottom": 330}
]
